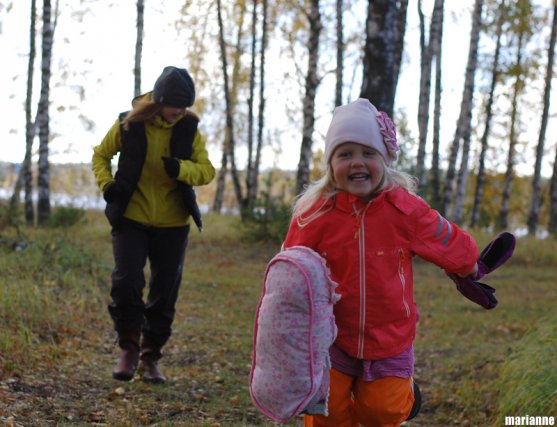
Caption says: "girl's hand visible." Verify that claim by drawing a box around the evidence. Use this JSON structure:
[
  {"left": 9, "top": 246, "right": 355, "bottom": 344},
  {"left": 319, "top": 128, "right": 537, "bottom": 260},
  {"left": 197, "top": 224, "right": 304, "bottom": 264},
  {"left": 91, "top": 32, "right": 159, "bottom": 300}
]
[{"left": 457, "top": 262, "right": 478, "bottom": 278}]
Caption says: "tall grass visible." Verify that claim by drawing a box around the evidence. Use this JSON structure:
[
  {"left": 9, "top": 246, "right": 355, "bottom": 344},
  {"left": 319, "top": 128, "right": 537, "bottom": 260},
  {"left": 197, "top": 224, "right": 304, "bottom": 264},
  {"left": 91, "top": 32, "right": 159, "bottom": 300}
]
[
  {"left": 492, "top": 318, "right": 557, "bottom": 424},
  {"left": 0, "top": 209, "right": 110, "bottom": 376},
  {"left": 500, "top": 233, "right": 557, "bottom": 266},
  {"left": 411, "top": 229, "right": 557, "bottom": 426}
]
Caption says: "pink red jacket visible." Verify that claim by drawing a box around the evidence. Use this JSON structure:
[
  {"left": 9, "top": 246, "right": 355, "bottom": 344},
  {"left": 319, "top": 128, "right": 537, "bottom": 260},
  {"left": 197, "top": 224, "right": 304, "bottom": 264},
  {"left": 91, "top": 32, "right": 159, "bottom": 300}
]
[{"left": 283, "top": 188, "right": 479, "bottom": 360}]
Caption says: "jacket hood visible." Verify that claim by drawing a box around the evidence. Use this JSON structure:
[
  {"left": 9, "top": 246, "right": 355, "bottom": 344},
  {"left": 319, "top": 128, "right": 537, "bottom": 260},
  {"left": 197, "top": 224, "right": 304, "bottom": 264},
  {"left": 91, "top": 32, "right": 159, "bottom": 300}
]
[{"left": 131, "top": 92, "right": 153, "bottom": 107}]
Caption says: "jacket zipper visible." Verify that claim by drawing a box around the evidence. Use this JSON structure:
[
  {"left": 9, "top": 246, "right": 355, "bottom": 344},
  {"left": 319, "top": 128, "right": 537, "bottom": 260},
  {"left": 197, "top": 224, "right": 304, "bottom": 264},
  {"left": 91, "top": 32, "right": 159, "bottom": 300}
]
[
  {"left": 354, "top": 203, "right": 369, "bottom": 359},
  {"left": 357, "top": 218, "right": 366, "bottom": 358},
  {"left": 398, "top": 248, "right": 411, "bottom": 318},
  {"left": 151, "top": 131, "right": 159, "bottom": 222}
]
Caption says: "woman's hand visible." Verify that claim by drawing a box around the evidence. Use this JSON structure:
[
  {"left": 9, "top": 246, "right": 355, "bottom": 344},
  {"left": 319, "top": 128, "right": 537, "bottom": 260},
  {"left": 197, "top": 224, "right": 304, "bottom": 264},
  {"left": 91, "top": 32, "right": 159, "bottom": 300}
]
[
  {"left": 161, "top": 156, "right": 180, "bottom": 178},
  {"left": 103, "top": 182, "right": 121, "bottom": 203}
]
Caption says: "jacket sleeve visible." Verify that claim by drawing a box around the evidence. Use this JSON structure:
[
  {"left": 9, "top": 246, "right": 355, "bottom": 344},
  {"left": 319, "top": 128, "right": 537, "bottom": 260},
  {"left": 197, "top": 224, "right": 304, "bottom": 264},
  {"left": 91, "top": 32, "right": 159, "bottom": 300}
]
[
  {"left": 282, "top": 216, "right": 321, "bottom": 251},
  {"left": 177, "top": 130, "right": 215, "bottom": 186},
  {"left": 410, "top": 202, "right": 479, "bottom": 276},
  {"left": 91, "top": 118, "right": 122, "bottom": 192}
]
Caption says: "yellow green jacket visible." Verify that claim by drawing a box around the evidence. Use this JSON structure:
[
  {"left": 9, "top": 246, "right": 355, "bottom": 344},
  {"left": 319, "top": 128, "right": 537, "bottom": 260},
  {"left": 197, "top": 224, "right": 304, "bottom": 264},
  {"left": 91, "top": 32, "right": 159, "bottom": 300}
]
[{"left": 92, "top": 113, "right": 215, "bottom": 228}]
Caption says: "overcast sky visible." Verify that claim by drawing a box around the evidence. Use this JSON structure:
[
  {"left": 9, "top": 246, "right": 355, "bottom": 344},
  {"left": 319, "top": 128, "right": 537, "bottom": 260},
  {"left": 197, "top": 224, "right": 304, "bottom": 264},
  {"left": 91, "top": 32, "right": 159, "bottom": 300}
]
[{"left": 1, "top": 0, "right": 556, "bottom": 177}]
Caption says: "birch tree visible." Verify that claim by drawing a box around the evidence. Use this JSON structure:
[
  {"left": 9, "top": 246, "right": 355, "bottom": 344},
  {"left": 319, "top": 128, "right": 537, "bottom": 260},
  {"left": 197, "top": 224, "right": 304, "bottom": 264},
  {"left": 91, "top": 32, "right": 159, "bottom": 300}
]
[
  {"left": 499, "top": 0, "right": 534, "bottom": 229},
  {"left": 429, "top": 0, "right": 445, "bottom": 208},
  {"left": 360, "top": 0, "right": 407, "bottom": 116},
  {"left": 393, "top": 0, "right": 408, "bottom": 89},
  {"left": 213, "top": 0, "right": 242, "bottom": 212},
  {"left": 416, "top": 0, "right": 443, "bottom": 191},
  {"left": 441, "top": 0, "right": 483, "bottom": 219},
  {"left": 245, "top": 0, "right": 258, "bottom": 214},
  {"left": 499, "top": 35, "right": 526, "bottom": 228},
  {"left": 254, "top": 0, "right": 268, "bottom": 212},
  {"left": 134, "top": 0, "right": 145, "bottom": 97},
  {"left": 212, "top": 0, "right": 230, "bottom": 214},
  {"left": 527, "top": 1, "right": 557, "bottom": 235},
  {"left": 335, "top": 0, "right": 343, "bottom": 107},
  {"left": 470, "top": 1, "right": 506, "bottom": 228},
  {"left": 37, "top": 0, "right": 55, "bottom": 225},
  {"left": 213, "top": 0, "right": 246, "bottom": 213},
  {"left": 550, "top": 145, "right": 557, "bottom": 233},
  {"left": 295, "top": 0, "right": 322, "bottom": 196},
  {"left": 25, "top": 0, "right": 38, "bottom": 225},
  {"left": 244, "top": 0, "right": 268, "bottom": 213},
  {"left": 10, "top": 0, "right": 37, "bottom": 225}
]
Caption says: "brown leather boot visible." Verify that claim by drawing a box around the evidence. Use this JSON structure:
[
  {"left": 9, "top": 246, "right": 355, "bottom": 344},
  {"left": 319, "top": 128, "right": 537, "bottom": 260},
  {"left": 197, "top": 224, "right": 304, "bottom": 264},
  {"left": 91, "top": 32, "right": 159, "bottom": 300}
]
[
  {"left": 112, "top": 330, "right": 140, "bottom": 381},
  {"left": 140, "top": 344, "right": 166, "bottom": 384}
]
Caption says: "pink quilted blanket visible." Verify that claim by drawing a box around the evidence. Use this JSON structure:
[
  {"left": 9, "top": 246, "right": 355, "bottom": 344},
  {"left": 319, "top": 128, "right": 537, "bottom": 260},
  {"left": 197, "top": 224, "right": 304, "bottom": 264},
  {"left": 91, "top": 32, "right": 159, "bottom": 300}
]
[{"left": 249, "top": 246, "right": 340, "bottom": 423}]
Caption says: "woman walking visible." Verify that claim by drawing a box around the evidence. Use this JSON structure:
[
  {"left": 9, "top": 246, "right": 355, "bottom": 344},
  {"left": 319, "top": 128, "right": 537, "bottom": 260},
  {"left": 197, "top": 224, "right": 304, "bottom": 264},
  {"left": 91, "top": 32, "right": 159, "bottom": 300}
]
[{"left": 92, "top": 66, "right": 215, "bottom": 383}]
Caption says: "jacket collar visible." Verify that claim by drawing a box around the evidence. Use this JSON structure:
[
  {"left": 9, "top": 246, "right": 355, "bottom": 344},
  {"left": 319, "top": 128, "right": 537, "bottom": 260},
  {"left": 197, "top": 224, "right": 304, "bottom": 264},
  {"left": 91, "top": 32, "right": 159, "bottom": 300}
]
[
  {"left": 151, "top": 114, "right": 181, "bottom": 129},
  {"left": 333, "top": 190, "right": 389, "bottom": 214}
]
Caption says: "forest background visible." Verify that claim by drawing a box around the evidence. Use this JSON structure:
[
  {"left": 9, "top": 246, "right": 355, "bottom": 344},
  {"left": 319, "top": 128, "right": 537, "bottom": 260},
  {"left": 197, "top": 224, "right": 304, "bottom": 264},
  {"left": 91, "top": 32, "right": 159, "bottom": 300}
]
[{"left": 1, "top": 0, "right": 557, "bottom": 235}]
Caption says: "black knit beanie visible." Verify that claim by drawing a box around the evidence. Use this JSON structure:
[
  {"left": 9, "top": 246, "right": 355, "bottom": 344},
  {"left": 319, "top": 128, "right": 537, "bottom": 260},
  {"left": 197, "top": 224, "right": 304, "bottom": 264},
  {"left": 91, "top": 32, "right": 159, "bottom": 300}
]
[{"left": 152, "top": 66, "right": 195, "bottom": 108}]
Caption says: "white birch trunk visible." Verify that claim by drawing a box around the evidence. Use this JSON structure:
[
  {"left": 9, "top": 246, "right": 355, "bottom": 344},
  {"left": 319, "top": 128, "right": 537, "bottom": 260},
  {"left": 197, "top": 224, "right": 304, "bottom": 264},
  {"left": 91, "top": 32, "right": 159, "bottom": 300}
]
[
  {"left": 295, "top": 0, "right": 322, "bottom": 196},
  {"left": 527, "top": 2, "right": 557, "bottom": 234},
  {"left": 441, "top": 0, "right": 483, "bottom": 218}
]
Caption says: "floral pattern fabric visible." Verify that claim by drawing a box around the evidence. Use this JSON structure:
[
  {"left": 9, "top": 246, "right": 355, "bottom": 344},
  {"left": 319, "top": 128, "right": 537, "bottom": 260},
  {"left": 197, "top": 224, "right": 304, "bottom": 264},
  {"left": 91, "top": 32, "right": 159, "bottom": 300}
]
[{"left": 249, "top": 246, "right": 340, "bottom": 423}]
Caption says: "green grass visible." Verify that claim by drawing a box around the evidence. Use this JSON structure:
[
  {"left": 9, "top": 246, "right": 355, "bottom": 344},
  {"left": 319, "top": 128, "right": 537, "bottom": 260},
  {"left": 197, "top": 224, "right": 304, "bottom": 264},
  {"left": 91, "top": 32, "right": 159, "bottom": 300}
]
[
  {"left": 0, "top": 216, "right": 107, "bottom": 374},
  {"left": 492, "top": 319, "right": 557, "bottom": 425},
  {"left": 0, "top": 211, "right": 556, "bottom": 426}
]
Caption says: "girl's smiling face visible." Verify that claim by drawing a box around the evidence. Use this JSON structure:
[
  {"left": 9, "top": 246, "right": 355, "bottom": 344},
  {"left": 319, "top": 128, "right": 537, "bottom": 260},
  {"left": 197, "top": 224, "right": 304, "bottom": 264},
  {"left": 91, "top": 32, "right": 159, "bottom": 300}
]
[{"left": 330, "top": 141, "right": 385, "bottom": 200}]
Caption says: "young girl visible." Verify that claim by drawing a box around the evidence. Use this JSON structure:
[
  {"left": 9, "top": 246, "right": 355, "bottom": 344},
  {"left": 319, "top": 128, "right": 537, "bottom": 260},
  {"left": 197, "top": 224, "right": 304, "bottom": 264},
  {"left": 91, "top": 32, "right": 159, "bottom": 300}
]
[{"left": 282, "top": 98, "right": 479, "bottom": 426}]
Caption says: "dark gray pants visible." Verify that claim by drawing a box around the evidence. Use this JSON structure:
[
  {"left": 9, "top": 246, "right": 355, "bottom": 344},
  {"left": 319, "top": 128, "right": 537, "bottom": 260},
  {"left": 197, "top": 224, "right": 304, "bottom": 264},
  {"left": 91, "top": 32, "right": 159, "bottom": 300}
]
[{"left": 108, "top": 219, "right": 190, "bottom": 348}]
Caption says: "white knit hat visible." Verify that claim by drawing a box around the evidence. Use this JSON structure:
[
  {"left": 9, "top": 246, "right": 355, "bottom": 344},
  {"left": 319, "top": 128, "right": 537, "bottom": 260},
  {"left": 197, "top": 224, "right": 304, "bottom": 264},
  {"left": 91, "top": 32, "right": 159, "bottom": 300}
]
[{"left": 324, "top": 98, "right": 399, "bottom": 165}]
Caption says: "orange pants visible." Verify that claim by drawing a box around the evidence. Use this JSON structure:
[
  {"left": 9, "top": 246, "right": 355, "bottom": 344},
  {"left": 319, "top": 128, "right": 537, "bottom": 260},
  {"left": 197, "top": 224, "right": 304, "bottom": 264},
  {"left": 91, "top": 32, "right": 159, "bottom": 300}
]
[{"left": 304, "top": 369, "right": 415, "bottom": 427}]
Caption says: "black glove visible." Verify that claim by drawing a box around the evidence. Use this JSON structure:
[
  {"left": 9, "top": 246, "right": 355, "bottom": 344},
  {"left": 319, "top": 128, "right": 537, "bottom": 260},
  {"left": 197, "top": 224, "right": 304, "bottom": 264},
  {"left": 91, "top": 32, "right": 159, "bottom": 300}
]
[
  {"left": 162, "top": 156, "right": 180, "bottom": 178},
  {"left": 183, "top": 185, "right": 203, "bottom": 231},
  {"left": 103, "top": 182, "right": 121, "bottom": 203}
]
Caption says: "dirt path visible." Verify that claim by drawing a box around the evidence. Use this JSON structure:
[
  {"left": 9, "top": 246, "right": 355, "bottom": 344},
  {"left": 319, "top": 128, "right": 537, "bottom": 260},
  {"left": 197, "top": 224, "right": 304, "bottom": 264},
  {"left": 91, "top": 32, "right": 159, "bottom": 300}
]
[{"left": 0, "top": 331, "right": 441, "bottom": 427}]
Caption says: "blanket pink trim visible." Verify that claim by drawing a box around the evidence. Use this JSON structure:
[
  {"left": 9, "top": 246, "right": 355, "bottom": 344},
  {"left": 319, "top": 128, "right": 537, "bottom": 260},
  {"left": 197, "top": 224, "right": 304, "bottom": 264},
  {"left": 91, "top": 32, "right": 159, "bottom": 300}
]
[{"left": 249, "top": 246, "right": 339, "bottom": 422}]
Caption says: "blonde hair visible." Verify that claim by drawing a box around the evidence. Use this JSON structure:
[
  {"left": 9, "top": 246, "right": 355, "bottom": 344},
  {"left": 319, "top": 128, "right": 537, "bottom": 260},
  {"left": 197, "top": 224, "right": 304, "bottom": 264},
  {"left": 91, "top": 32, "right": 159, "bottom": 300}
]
[{"left": 292, "top": 157, "right": 418, "bottom": 220}]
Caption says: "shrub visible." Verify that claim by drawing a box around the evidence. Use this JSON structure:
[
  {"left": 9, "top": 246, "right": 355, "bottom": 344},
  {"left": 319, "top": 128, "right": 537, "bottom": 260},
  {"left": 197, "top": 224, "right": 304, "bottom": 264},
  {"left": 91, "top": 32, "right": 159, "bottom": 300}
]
[
  {"left": 48, "top": 206, "right": 86, "bottom": 228},
  {"left": 0, "top": 199, "right": 22, "bottom": 232},
  {"left": 242, "top": 191, "right": 292, "bottom": 243}
]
